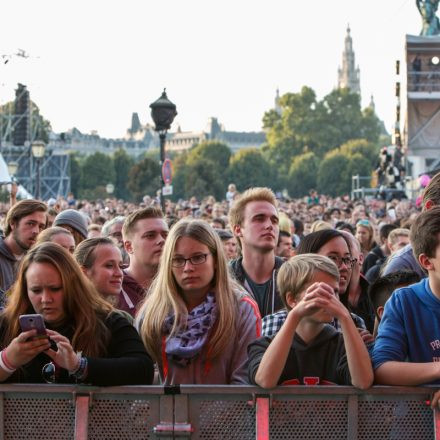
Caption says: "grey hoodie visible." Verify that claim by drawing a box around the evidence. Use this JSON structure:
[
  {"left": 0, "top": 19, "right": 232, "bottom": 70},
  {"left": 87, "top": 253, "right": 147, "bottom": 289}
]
[{"left": 0, "top": 237, "right": 18, "bottom": 305}]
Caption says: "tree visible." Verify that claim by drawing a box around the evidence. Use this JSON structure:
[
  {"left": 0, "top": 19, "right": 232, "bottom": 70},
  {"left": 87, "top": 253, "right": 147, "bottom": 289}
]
[
  {"left": 228, "top": 148, "right": 275, "bottom": 191},
  {"left": 127, "top": 157, "right": 161, "bottom": 201},
  {"left": 183, "top": 158, "right": 224, "bottom": 200},
  {"left": 262, "top": 87, "right": 382, "bottom": 172},
  {"left": 262, "top": 86, "right": 320, "bottom": 174},
  {"left": 113, "top": 148, "right": 134, "bottom": 200},
  {"left": 347, "top": 153, "right": 373, "bottom": 187},
  {"left": 287, "top": 152, "right": 319, "bottom": 197},
  {"left": 317, "top": 150, "right": 351, "bottom": 196},
  {"left": 187, "top": 140, "right": 231, "bottom": 170},
  {"left": 339, "top": 138, "right": 379, "bottom": 167},
  {"left": 171, "top": 151, "right": 190, "bottom": 200},
  {"left": 80, "top": 152, "right": 116, "bottom": 198}
]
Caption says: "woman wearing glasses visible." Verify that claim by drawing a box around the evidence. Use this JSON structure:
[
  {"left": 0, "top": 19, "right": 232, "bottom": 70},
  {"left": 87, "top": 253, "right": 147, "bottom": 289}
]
[
  {"left": 0, "top": 242, "right": 154, "bottom": 385},
  {"left": 136, "top": 219, "right": 261, "bottom": 384}
]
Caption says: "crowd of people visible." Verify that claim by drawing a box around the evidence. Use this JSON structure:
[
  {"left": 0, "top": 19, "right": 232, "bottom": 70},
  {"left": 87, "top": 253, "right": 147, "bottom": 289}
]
[{"left": 0, "top": 174, "right": 439, "bottom": 406}]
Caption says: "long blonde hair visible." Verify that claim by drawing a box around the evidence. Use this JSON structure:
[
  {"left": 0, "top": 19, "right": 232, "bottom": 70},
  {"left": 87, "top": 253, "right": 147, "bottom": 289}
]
[
  {"left": 2, "top": 242, "right": 113, "bottom": 357},
  {"left": 137, "top": 219, "right": 241, "bottom": 363}
]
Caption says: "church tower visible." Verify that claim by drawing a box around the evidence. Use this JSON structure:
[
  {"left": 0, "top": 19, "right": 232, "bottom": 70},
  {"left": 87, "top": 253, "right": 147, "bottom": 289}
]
[{"left": 337, "top": 25, "right": 361, "bottom": 95}]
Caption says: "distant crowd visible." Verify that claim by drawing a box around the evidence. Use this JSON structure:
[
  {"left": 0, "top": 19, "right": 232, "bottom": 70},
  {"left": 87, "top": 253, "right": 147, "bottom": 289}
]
[{"left": 0, "top": 176, "right": 439, "bottom": 408}]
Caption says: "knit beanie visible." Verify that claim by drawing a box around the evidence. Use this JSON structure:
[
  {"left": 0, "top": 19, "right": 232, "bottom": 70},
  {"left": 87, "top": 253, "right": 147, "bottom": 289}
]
[{"left": 53, "top": 209, "right": 88, "bottom": 239}]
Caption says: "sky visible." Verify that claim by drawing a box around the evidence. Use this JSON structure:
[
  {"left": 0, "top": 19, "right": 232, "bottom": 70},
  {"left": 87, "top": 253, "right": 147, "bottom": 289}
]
[{"left": 0, "top": 0, "right": 422, "bottom": 139}]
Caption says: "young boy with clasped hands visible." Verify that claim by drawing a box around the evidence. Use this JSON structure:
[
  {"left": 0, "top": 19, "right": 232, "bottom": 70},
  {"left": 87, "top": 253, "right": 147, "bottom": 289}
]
[{"left": 248, "top": 254, "right": 373, "bottom": 389}]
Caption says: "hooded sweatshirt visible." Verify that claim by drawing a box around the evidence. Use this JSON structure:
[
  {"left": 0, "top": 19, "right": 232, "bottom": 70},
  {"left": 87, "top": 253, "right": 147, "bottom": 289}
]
[
  {"left": 248, "top": 324, "right": 351, "bottom": 386},
  {"left": 372, "top": 278, "right": 440, "bottom": 384},
  {"left": 0, "top": 237, "right": 18, "bottom": 303},
  {"left": 229, "top": 256, "right": 284, "bottom": 318}
]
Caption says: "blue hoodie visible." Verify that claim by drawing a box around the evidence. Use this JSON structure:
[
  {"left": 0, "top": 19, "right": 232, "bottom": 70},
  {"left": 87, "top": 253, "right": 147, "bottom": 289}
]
[{"left": 372, "top": 278, "right": 440, "bottom": 384}]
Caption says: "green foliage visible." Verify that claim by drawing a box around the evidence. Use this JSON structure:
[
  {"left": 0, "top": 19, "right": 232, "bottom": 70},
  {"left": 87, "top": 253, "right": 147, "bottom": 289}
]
[
  {"left": 171, "top": 141, "right": 230, "bottom": 200},
  {"left": 317, "top": 150, "right": 351, "bottom": 196},
  {"left": 187, "top": 141, "right": 231, "bottom": 170},
  {"left": 80, "top": 152, "right": 116, "bottom": 197},
  {"left": 228, "top": 148, "right": 275, "bottom": 191},
  {"left": 69, "top": 153, "right": 82, "bottom": 197},
  {"left": 262, "top": 87, "right": 382, "bottom": 177},
  {"left": 339, "top": 139, "right": 379, "bottom": 168},
  {"left": 287, "top": 152, "right": 319, "bottom": 197},
  {"left": 183, "top": 158, "right": 225, "bottom": 200},
  {"left": 263, "top": 86, "right": 319, "bottom": 174},
  {"left": 360, "top": 106, "right": 383, "bottom": 143},
  {"left": 113, "top": 148, "right": 134, "bottom": 200},
  {"left": 347, "top": 153, "right": 372, "bottom": 183},
  {"left": 127, "top": 157, "right": 161, "bottom": 202},
  {"left": 171, "top": 151, "right": 190, "bottom": 200}
]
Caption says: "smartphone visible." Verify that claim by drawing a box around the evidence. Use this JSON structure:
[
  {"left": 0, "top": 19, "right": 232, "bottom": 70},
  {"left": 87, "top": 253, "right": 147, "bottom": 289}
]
[{"left": 19, "top": 314, "right": 47, "bottom": 339}]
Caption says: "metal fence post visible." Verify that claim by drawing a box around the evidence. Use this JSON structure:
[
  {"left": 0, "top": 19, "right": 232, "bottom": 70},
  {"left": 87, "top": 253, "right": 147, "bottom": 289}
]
[
  {"left": 154, "top": 395, "right": 174, "bottom": 440},
  {"left": 347, "top": 394, "right": 358, "bottom": 440},
  {"left": 74, "top": 394, "right": 90, "bottom": 440},
  {"left": 174, "top": 394, "right": 192, "bottom": 437},
  {"left": 0, "top": 392, "right": 4, "bottom": 440},
  {"left": 255, "top": 397, "right": 269, "bottom": 440},
  {"left": 434, "top": 409, "right": 440, "bottom": 440}
]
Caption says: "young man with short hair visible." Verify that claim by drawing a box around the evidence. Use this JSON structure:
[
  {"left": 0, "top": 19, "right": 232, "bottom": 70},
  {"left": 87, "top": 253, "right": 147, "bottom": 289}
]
[
  {"left": 276, "top": 231, "right": 294, "bottom": 260},
  {"left": 121, "top": 207, "right": 168, "bottom": 316},
  {"left": 368, "top": 270, "right": 420, "bottom": 338},
  {"left": 248, "top": 254, "right": 373, "bottom": 388},
  {"left": 229, "top": 187, "right": 283, "bottom": 317},
  {"left": 0, "top": 199, "right": 47, "bottom": 298},
  {"left": 373, "top": 206, "right": 440, "bottom": 387},
  {"left": 387, "top": 228, "right": 410, "bottom": 253}
]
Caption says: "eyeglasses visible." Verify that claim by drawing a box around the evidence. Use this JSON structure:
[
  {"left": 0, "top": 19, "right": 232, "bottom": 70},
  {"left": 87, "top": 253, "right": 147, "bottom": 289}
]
[
  {"left": 171, "top": 253, "right": 209, "bottom": 268},
  {"left": 327, "top": 255, "right": 356, "bottom": 268},
  {"left": 42, "top": 362, "right": 59, "bottom": 383}
]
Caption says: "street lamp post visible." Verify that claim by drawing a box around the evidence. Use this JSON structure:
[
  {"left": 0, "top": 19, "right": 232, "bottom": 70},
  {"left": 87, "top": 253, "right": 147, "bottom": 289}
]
[
  {"left": 150, "top": 89, "right": 177, "bottom": 213},
  {"left": 31, "top": 141, "right": 46, "bottom": 200}
]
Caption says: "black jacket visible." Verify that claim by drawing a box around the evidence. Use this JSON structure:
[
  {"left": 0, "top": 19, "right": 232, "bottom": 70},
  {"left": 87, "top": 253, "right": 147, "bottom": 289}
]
[
  {"left": 0, "top": 238, "right": 18, "bottom": 304},
  {"left": 229, "top": 256, "right": 284, "bottom": 318},
  {"left": 0, "top": 311, "right": 154, "bottom": 386},
  {"left": 248, "top": 324, "right": 351, "bottom": 386}
]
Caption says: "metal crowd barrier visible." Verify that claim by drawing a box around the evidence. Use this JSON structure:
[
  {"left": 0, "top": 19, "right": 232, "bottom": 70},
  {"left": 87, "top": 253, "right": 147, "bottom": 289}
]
[{"left": 0, "top": 384, "right": 438, "bottom": 439}]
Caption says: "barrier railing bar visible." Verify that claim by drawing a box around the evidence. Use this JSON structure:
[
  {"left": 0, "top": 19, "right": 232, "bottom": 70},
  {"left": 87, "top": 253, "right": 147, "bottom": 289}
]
[
  {"left": 74, "top": 394, "right": 90, "bottom": 440},
  {"left": 347, "top": 394, "right": 358, "bottom": 440},
  {"left": 256, "top": 397, "right": 269, "bottom": 440}
]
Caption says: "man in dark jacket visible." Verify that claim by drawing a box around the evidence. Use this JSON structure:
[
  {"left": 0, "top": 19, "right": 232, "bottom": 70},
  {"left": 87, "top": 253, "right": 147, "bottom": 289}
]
[
  {"left": 229, "top": 187, "right": 284, "bottom": 318},
  {"left": 0, "top": 199, "right": 47, "bottom": 303}
]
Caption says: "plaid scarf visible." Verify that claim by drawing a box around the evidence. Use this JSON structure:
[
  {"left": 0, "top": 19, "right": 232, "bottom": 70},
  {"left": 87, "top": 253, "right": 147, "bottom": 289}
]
[{"left": 163, "top": 292, "right": 218, "bottom": 367}]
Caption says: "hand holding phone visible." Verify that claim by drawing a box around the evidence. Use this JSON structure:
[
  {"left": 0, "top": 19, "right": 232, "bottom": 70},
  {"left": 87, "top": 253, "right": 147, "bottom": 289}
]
[{"left": 1, "top": 315, "right": 51, "bottom": 371}]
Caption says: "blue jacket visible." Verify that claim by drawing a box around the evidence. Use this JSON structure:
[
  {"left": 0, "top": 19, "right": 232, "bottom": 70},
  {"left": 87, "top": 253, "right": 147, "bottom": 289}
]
[{"left": 372, "top": 278, "right": 440, "bottom": 384}]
